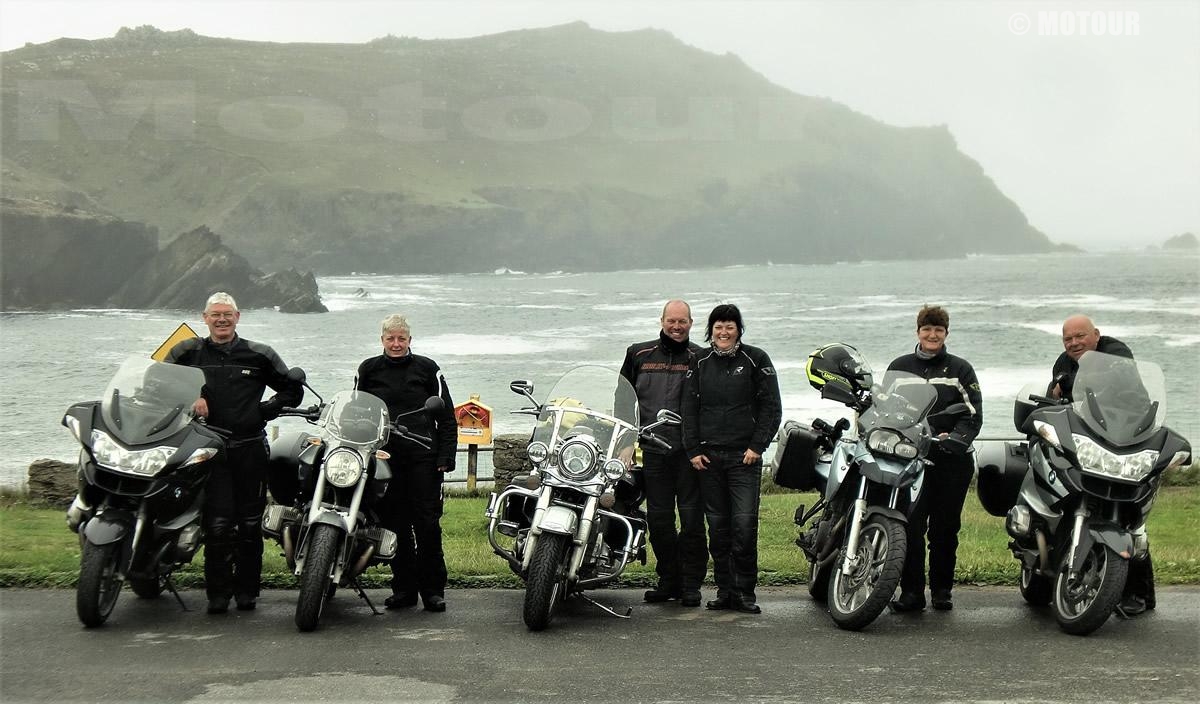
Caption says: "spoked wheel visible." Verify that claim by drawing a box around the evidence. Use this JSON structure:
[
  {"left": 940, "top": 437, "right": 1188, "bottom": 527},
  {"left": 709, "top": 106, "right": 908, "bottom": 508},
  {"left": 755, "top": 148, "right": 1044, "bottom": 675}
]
[
  {"left": 295, "top": 524, "right": 341, "bottom": 632},
  {"left": 523, "top": 534, "right": 569, "bottom": 632},
  {"left": 1053, "top": 544, "right": 1128, "bottom": 636},
  {"left": 827, "top": 515, "right": 907, "bottom": 631},
  {"left": 77, "top": 541, "right": 123, "bottom": 628},
  {"left": 1019, "top": 564, "right": 1051, "bottom": 607}
]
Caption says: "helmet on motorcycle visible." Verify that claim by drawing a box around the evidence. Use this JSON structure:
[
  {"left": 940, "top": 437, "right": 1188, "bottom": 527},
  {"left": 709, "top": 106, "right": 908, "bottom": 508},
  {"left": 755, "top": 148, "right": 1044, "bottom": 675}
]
[{"left": 806, "top": 344, "right": 873, "bottom": 407}]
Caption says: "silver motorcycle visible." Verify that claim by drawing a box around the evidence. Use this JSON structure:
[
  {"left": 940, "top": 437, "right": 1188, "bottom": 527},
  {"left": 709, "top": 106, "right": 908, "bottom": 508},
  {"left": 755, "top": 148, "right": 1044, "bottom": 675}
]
[{"left": 485, "top": 365, "right": 680, "bottom": 631}]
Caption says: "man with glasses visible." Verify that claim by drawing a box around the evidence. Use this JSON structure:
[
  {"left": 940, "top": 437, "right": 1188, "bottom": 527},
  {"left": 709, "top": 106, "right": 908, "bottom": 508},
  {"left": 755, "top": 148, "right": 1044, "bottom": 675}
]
[{"left": 166, "top": 291, "right": 302, "bottom": 614}]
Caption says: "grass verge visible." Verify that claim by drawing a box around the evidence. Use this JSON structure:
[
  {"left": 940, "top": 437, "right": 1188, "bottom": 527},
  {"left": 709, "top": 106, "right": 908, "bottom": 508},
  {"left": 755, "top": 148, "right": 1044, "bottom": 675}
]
[{"left": 2, "top": 487, "right": 1196, "bottom": 588}]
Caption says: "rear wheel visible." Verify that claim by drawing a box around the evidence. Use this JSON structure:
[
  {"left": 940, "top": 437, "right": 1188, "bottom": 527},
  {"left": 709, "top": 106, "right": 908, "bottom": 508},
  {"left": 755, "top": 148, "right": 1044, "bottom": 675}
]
[
  {"left": 828, "top": 515, "right": 906, "bottom": 631},
  {"left": 523, "top": 534, "right": 569, "bottom": 632},
  {"left": 77, "top": 541, "right": 123, "bottom": 628},
  {"left": 807, "top": 561, "right": 832, "bottom": 602},
  {"left": 1053, "top": 544, "right": 1127, "bottom": 636},
  {"left": 295, "top": 525, "right": 341, "bottom": 632},
  {"left": 1019, "top": 564, "right": 1051, "bottom": 607}
]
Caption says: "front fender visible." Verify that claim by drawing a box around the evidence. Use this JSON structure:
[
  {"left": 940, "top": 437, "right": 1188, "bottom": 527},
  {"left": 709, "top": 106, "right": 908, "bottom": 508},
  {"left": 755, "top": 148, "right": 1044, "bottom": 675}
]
[
  {"left": 864, "top": 505, "right": 907, "bottom": 525},
  {"left": 307, "top": 509, "right": 349, "bottom": 534},
  {"left": 534, "top": 505, "right": 579, "bottom": 536},
  {"left": 82, "top": 510, "right": 133, "bottom": 546}
]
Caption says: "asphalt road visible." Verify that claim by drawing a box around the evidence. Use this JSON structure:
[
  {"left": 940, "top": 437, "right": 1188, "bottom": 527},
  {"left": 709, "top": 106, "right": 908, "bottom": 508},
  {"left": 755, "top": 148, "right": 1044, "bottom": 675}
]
[{"left": 2, "top": 586, "right": 1198, "bottom": 704}]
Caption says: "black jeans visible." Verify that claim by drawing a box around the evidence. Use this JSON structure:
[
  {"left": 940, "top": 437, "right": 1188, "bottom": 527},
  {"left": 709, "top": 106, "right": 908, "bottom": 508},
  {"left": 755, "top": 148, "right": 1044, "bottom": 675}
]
[
  {"left": 697, "top": 449, "right": 762, "bottom": 602},
  {"left": 900, "top": 447, "right": 974, "bottom": 596},
  {"left": 643, "top": 450, "right": 707, "bottom": 594},
  {"left": 379, "top": 454, "right": 447, "bottom": 599},
  {"left": 202, "top": 439, "right": 269, "bottom": 600}
]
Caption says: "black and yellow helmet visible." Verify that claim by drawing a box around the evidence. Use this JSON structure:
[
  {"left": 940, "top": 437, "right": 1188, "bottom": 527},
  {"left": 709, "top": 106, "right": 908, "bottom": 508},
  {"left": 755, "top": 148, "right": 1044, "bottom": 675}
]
[{"left": 806, "top": 343, "right": 873, "bottom": 406}]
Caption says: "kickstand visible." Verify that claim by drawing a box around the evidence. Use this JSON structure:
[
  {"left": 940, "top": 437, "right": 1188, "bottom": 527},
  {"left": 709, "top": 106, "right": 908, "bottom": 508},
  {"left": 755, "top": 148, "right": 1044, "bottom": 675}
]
[
  {"left": 353, "top": 579, "right": 383, "bottom": 615},
  {"left": 164, "top": 575, "right": 189, "bottom": 612},
  {"left": 578, "top": 592, "right": 632, "bottom": 619}
]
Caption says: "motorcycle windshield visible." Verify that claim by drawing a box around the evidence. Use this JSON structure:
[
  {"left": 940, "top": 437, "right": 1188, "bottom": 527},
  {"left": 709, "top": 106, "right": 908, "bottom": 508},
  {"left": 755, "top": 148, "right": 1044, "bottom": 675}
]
[
  {"left": 1072, "top": 351, "right": 1165, "bottom": 446},
  {"left": 100, "top": 356, "right": 206, "bottom": 445},
  {"left": 860, "top": 371, "right": 938, "bottom": 434},
  {"left": 531, "top": 365, "right": 639, "bottom": 458},
  {"left": 321, "top": 390, "right": 389, "bottom": 446}
]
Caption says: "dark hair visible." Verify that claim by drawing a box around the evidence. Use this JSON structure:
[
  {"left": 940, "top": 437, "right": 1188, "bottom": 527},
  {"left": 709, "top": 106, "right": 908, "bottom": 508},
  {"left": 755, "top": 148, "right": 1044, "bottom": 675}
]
[
  {"left": 917, "top": 305, "right": 949, "bottom": 329},
  {"left": 705, "top": 303, "right": 745, "bottom": 342}
]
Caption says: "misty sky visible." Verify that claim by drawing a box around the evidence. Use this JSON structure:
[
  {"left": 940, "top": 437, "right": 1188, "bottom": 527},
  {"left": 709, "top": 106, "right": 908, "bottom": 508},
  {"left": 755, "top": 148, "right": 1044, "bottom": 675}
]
[{"left": 1, "top": 0, "right": 1197, "bottom": 250}]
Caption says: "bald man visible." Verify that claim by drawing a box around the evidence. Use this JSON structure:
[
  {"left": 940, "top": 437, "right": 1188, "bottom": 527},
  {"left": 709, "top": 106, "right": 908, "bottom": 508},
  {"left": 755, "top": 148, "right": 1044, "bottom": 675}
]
[{"left": 1048, "top": 314, "right": 1153, "bottom": 617}]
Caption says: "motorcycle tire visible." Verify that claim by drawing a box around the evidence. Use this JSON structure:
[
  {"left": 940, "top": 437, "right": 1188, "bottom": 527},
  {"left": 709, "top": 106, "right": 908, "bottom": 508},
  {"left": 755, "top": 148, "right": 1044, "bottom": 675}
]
[
  {"left": 1053, "top": 543, "right": 1128, "bottom": 636},
  {"left": 77, "top": 541, "right": 123, "bottom": 628},
  {"left": 523, "top": 533, "right": 569, "bottom": 632},
  {"left": 129, "top": 575, "right": 165, "bottom": 599},
  {"left": 1019, "top": 565, "right": 1051, "bottom": 607},
  {"left": 827, "top": 515, "right": 906, "bottom": 631},
  {"left": 295, "top": 524, "right": 341, "bottom": 632},
  {"left": 807, "top": 561, "right": 832, "bottom": 602}
]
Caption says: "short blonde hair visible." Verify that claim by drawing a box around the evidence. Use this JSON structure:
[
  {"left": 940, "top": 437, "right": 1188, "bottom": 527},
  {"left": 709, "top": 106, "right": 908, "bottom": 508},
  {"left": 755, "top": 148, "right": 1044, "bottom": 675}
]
[
  {"left": 205, "top": 291, "right": 239, "bottom": 312},
  {"left": 381, "top": 314, "right": 410, "bottom": 336}
]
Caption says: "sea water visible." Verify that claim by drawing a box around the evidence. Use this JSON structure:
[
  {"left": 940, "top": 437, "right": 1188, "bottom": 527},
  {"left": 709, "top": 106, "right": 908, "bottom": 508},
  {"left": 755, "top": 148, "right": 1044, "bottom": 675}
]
[{"left": 1, "top": 252, "right": 1196, "bottom": 489}]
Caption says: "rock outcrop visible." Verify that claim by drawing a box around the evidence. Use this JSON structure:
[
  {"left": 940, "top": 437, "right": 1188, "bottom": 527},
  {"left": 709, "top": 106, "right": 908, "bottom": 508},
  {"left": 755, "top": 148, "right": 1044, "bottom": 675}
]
[
  {"left": 26, "top": 458, "right": 76, "bottom": 508},
  {"left": 0, "top": 197, "right": 157, "bottom": 310},
  {"left": 107, "top": 226, "right": 328, "bottom": 312}
]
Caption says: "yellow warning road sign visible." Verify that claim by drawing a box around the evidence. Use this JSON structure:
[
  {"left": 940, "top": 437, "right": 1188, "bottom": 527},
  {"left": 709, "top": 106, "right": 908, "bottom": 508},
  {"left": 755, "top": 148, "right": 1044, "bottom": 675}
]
[{"left": 151, "top": 323, "right": 200, "bottom": 362}]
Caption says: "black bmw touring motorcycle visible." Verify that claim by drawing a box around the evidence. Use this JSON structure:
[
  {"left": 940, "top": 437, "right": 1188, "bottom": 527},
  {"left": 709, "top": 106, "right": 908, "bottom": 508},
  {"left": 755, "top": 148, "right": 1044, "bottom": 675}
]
[{"left": 63, "top": 356, "right": 226, "bottom": 627}]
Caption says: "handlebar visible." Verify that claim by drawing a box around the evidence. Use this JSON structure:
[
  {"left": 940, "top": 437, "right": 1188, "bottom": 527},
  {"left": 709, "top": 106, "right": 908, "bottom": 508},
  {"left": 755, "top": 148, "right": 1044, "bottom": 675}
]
[
  {"left": 640, "top": 432, "right": 672, "bottom": 453},
  {"left": 279, "top": 405, "right": 322, "bottom": 419},
  {"left": 390, "top": 422, "right": 433, "bottom": 450}
]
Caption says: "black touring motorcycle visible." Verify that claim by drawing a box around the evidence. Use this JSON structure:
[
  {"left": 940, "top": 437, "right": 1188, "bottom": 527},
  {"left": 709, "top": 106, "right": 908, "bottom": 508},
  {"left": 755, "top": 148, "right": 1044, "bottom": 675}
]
[
  {"left": 63, "top": 356, "right": 226, "bottom": 627},
  {"left": 977, "top": 351, "right": 1191, "bottom": 635}
]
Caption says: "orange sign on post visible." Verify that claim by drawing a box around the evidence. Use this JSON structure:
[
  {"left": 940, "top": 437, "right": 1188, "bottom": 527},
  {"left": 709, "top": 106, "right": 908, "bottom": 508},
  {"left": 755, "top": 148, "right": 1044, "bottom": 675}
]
[{"left": 454, "top": 395, "right": 493, "bottom": 446}]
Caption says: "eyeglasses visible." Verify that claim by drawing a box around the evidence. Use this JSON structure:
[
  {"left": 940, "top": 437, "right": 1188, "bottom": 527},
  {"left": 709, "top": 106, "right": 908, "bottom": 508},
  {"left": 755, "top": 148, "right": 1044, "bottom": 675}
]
[{"left": 205, "top": 311, "right": 237, "bottom": 320}]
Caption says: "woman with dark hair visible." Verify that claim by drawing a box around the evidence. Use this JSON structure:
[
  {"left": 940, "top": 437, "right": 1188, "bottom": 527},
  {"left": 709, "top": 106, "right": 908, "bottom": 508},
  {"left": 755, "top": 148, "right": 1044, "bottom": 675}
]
[
  {"left": 682, "top": 303, "right": 782, "bottom": 614},
  {"left": 887, "top": 305, "right": 982, "bottom": 613}
]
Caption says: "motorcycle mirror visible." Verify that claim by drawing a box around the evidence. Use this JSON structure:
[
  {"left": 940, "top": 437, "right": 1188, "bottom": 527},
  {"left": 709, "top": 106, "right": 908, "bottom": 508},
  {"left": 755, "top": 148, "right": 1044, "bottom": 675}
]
[
  {"left": 423, "top": 396, "right": 446, "bottom": 413},
  {"left": 286, "top": 367, "right": 307, "bottom": 382},
  {"left": 930, "top": 402, "right": 968, "bottom": 418},
  {"left": 655, "top": 409, "right": 682, "bottom": 425},
  {"left": 510, "top": 380, "right": 534, "bottom": 397}
]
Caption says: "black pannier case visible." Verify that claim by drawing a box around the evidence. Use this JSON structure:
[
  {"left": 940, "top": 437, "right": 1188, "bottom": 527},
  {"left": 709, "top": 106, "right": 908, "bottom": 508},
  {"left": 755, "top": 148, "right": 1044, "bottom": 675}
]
[{"left": 770, "top": 420, "right": 823, "bottom": 491}]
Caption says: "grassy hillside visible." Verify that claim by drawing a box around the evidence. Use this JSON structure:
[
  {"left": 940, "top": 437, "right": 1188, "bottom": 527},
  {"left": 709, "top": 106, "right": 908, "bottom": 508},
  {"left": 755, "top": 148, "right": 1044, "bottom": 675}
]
[{"left": 1, "top": 23, "right": 1051, "bottom": 273}]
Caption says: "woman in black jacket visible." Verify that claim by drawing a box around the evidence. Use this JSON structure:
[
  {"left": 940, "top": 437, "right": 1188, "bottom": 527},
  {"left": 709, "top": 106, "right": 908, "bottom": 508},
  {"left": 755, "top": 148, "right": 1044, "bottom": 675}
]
[
  {"left": 682, "top": 304, "right": 782, "bottom": 614},
  {"left": 887, "top": 305, "right": 982, "bottom": 613}
]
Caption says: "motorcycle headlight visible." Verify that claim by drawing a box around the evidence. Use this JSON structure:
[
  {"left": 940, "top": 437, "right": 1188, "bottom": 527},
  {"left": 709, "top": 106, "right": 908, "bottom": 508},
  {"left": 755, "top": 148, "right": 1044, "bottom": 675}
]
[
  {"left": 526, "top": 441, "right": 550, "bottom": 465},
  {"left": 558, "top": 439, "right": 598, "bottom": 480},
  {"left": 1072, "top": 434, "right": 1159, "bottom": 482},
  {"left": 324, "top": 449, "right": 363, "bottom": 488},
  {"left": 90, "top": 429, "right": 174, "bottom": 476},
  {"left": 865, "top": 429, "right": 918, "bottom": 460},
  {"left": 603, "top": 458, "right": 626, "bottom": 481}
]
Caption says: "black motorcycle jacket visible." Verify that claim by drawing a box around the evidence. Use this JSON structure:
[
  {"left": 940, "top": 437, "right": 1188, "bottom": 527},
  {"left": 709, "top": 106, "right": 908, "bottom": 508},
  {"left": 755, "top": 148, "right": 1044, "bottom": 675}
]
[
  {"left": 1050, "top": 335, "right": 1132, "bottom": 401},
  {"left": 166, "top": 335, "right": 302, "bottom": 442},
  {"left": 683, "top": 343, "right": 783, "bottom": 457},
  {"left": 887, "top": 346, "right": 983, "bottom": 450},
  {"left": 619, "top": 332, "right": 702, "bottom": 454},
  {"left": 354, "top": 353, "right": 457, "bottom": 469}
]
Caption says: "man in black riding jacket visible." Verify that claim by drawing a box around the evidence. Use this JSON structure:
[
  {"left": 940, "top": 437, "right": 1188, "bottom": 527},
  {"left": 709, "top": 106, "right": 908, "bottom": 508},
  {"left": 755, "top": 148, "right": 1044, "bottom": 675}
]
[
  {"left": 1049, "top": 314, "right": 1155, "bottom": 617},
  {"left": 619, "top": 299, "right": 706, "bottom": 607},
  {"left": 166, "top": 292, "right": 303, "bottom": 614},
  {"left": 355, "top": 314, "right": 457, "bottom": 613},
  {"left": 888, "top": 305, "right": 982, "bottom": 613}
]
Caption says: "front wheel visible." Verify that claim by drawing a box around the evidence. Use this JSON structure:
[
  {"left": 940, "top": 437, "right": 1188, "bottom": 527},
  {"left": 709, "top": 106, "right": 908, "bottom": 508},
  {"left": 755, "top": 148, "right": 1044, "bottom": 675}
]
[
  {"left": 828, "top": 515, "right": 907, "bottom": 631},
  {"left": 1053, "top": 544, "right": 1128, "bottom": 636},
  {"left": 295, "top": 524, "right": 342, "bottom": 632},
  {"left": 523, "top": 533, "right": 569, "bottom": 631},
  {"left": 1019, "top": 564, "right": 1051, "bottom": 607},
  {"left": 77, "top": 541, "right": 123, "bottom": 628}
]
